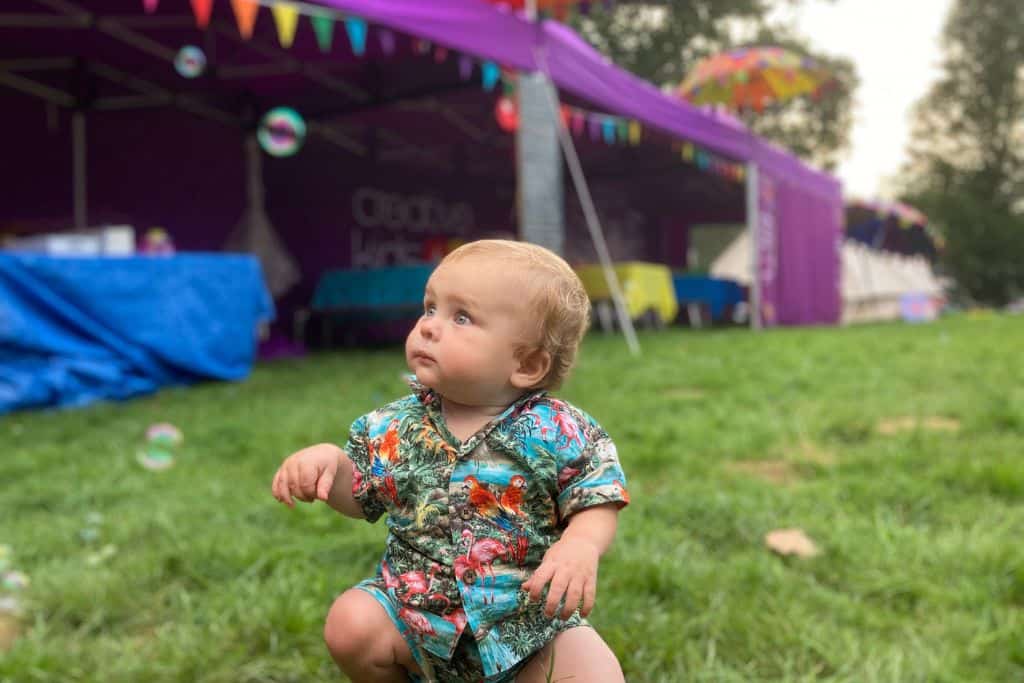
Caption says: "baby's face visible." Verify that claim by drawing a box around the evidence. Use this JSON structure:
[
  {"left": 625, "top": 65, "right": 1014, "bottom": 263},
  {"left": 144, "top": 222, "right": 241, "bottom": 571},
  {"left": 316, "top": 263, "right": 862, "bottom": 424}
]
[{"left": 406, "top": 257, "right": 537, "bottom": 406}]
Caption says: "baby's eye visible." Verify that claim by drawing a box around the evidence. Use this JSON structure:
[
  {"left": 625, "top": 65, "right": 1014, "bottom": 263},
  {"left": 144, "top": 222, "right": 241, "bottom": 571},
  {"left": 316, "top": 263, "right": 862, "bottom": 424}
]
[
  {"left": 454, "top": 312, "right": 472, "bottom": 325},
  {"left": 423, "top": 304, "right": 436, "bottom": 317}
]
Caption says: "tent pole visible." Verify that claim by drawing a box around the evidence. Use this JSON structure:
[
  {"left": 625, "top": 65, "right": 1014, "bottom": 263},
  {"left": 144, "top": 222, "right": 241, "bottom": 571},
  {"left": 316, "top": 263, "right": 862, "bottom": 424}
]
[
  {"left": 72, "top": 110, "right": 87, "bottom": 230},
  {"left": 745, "top": 161, "right": 761, "bottom": 331},
  {"left": 533, "top": 48, "right": 641, "bottom": 357}
]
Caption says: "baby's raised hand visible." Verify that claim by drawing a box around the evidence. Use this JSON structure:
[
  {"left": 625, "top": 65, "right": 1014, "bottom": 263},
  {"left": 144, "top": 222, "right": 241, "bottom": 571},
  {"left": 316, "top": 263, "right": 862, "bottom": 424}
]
[
  {"left": 271, "top": 443, "right": 344, "bottom": 508},
  {"left": 522, "top": 537, "right": 600, "bottom": 619}
]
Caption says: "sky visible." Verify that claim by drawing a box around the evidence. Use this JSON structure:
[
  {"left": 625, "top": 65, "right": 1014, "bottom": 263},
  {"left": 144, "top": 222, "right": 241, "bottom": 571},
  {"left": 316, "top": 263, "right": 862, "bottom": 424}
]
[{"left": 769, "top": 0, "right": 954, "bottom": 199}]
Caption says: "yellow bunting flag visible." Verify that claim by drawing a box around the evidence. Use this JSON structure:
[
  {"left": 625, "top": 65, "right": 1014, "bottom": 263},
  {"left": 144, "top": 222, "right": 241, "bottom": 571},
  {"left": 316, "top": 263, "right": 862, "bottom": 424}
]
[
  {"left": 230, "top": 0, "right": 259, "bottom": 40},
  {"left": 271, "top": 2, "right": 300, "bottom": 48},
  {"left": 189, "top": 0, "right": 213, "bottom": 29},
  {"left": 628, "top": 120, "right": 642, "bottom": 145}
]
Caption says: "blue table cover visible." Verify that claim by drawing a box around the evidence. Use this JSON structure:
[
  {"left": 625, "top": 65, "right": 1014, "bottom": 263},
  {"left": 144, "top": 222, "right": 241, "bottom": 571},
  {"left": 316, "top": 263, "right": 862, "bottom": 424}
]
[
  {"left": 0, "top": 253, "right": 274, "bottom": 414},
  {"left": 672, "top": 275, "right": 746, "bottom": 322}
]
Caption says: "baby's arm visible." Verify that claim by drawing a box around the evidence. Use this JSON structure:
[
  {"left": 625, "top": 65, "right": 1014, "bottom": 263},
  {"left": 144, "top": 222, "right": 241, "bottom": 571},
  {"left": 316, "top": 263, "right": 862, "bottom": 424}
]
[
  {"left": 271, "top": 443, "right": 365, "bottom": 519},
  {"left": 522, "top": 503, "right": 619, "bottom": 619}
]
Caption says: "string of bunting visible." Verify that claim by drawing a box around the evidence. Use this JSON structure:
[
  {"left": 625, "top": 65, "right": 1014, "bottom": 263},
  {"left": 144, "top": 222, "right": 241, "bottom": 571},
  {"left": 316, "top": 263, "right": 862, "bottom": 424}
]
[
  {"left": 147, "top": 0, "right": 744, "bottom": 182},
  {"left": 144, "top": 0, "right": 510, "bottom": 94},
  {"left": 497, "top": 76, "right": 745, "bottom": 183},
  {"left": 564, "top": 102, "right": 746, "bottom": 182}
]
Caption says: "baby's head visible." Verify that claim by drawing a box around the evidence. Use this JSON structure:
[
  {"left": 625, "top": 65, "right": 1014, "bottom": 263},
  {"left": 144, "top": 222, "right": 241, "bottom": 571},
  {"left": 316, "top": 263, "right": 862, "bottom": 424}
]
[{"left": 406, "top": 239, "right": 590, "bottom": 406}]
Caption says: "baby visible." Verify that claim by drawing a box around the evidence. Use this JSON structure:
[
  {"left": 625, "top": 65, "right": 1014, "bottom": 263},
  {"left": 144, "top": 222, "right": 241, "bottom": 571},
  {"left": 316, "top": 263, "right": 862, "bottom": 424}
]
[{"left": 272, "top": 239, "right": 629, "bottom": 682}]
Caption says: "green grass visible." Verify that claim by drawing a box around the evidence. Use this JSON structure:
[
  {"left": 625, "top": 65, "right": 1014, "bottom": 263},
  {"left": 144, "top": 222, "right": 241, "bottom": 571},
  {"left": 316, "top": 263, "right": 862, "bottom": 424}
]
[{"left": 2, "top": 314, "right": 1023, "bottom": 682}]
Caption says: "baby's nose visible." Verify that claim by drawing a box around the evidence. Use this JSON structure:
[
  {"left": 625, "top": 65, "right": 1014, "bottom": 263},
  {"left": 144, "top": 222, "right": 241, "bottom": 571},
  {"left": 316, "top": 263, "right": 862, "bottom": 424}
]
[{"left": 420, "top": 317, "right": 440, "bottom": 339}]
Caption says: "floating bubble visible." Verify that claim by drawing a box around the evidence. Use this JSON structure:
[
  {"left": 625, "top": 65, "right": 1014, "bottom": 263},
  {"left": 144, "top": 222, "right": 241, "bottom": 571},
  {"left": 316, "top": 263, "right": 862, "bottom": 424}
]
[
  {"left": 257, "top": 107, "right": 307, "bottom": 157},
  {"left": 145, "top": 422, "right": 183, "bottom": 447},
  {"left": 137, "top": 447, "right": 175, "bottom": 471},
  {"left": 174, "top": 45, "right": 206, "bottom": 79},
  {"left": 1, "top": 571, "right": 28, "bottom": 592}
]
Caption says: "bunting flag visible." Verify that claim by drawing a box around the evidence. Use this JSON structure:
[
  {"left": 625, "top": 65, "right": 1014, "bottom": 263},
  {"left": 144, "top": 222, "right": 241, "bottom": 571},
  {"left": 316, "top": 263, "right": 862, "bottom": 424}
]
[
  {"left": 481, "top": 61, "right": 501, "bottom": 91},
  {"left": 310, "top": 12, "right": 335, "bottom": 52},
  {"left": 378, "top": 29, "right": 396, "bottom": 55},
  {"left": 571, "top": 111, "right": 586, "bottom": 136},
  {"left": 458, "top": 55, "right": 474, "bottom": 81},
  {"left": 189, "top": 0, "right": 213, "bottom": 29},
  {"left": 344, "top": 17, "right": 368, "bottom": 56},
  {"left": 271, "top": 2, "right": 300, "bottom": 48},
  {"left": 588, "top": 116, "right": 601, "bottom": 141},
  {"left": 230, "top": 0, "right": 259, "bottom": 40},
  {"left": 434, "top": 46, "right": 449, "bottom": 63},
  {"left": 601, "top": 118, "right": 615, "bottom": 144},
  {"left": 628, "top": 120, "right": 642, "bottom": 145},
  {"left": 143, "top": 0, "right": 159, "bottom": 13},
  {"left": 415, "top": 38, "right": 432, "bottom": 55}
]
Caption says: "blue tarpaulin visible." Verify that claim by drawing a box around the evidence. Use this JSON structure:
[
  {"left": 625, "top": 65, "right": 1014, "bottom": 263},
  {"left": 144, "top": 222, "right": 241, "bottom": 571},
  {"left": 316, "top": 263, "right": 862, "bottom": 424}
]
[{"left": 0, "top": 253, "right": 274, "bottom": 414}]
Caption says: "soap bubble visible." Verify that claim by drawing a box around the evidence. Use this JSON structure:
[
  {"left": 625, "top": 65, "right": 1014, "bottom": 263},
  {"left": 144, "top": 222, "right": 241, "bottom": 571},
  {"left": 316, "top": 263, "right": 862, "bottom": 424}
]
[
  {"left": 174, "top": 45, "right": 206, "bottom": 79},
  {"left": 257, "top": 107, "right": 307, "bottom": 157}
]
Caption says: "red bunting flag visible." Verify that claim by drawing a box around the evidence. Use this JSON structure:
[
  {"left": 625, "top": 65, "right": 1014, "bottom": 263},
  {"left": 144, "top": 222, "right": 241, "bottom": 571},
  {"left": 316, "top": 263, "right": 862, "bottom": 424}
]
[{"left": 190, "top": 0, "right": 213, "bottom": 29}]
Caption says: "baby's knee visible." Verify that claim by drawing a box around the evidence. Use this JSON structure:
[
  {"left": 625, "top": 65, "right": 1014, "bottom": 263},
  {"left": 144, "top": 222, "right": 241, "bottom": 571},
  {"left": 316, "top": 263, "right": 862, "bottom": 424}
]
[{"left": 323, "top": 590, "right": 384, "bottom": 664}]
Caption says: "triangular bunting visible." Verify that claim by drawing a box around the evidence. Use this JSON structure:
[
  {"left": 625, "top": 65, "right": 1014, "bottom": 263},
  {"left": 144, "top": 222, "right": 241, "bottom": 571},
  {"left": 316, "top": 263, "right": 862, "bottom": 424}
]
[
  {"left": 344, "top": 17, "right": 368, "bottom": 56},
  {"left": 481, "top": 61, "right": 501, "bottom": 91},
  {"left": 378, "top": 29, "right": 395, "bottom": 55},
  {"left": 310, "top": 13, "right": 335, "bottom": 53},
  {"left": 230, "top": 0, "right": 259, "bottom": 40},
  {"left": 143, "top": 0, "right": 159, "bottom": 13},
  {"left": 190, "top": 0, "right": 213, "bottom": 29},
  {"left": 433, "top": 46, "right": 448, "bottom": 63},
  {"left": 271, "top": 2, "right": 300, "bottom": 48},
  {"left": 602, "top": 118, "right": 615, "bottom": 144},
  {"left": 458, "top": 55, "right": 474, "bottom": 81},
  {"left": 628, "top": 120, "right": 642, "bottom": 145}
]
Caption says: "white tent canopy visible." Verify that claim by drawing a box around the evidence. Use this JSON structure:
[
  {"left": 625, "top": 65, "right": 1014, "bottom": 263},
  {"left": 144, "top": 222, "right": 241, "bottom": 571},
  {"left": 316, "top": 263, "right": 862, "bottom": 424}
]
[{"left": 711, "top": 232, "right": 944, "bottom": 324}]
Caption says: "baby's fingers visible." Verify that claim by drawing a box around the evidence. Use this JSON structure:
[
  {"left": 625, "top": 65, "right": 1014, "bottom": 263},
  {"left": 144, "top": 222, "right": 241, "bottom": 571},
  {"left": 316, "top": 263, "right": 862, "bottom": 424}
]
[
  {"left": 580, "top": 578, "right": 597, "bottom": 617},
  {"left": 272, "top": 468, "right": 294, "bottom": 507},
  {"left": 560, "top": 576, "right": 585, "bottom": 619},
  {"left": 525, "top": 563, "right": 555, "bottom": 603},
  {"left": 544, "top": 572, "right": 570, "bottom": 618}
]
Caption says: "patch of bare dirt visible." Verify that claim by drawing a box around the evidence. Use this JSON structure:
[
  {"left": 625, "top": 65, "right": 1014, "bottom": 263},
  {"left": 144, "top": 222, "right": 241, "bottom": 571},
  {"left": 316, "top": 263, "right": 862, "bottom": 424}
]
[
  {"left": 791, "top": 439, "right": 838, "bottom": 465},
  {"left": 0, "top": 614, "right": 20, "bottom": 652},
  {"left": 877, "top": 416, "right": 961, "bottom": 435},
  {"left": 658, "top": 387, "right": 706, "bottom": 400},
  {"left": 726, "top": 460, "right": 799, "bottom": 486}
]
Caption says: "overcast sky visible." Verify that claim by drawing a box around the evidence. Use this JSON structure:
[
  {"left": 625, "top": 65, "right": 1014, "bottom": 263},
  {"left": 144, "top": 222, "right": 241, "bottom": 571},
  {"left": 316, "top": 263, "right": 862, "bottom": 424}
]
[{"left": 769, "top": 0, "right": 954, "bottom": 199}]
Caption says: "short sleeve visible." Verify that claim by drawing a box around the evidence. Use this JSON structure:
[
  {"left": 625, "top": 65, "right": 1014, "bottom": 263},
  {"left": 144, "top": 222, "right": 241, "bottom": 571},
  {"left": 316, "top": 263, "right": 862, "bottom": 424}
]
[
  {"left": 555, "top": 413, "right": 629, "bottom": 522},
  {"left": 344, "top": 415, "right": 387, "bottom": 523}
]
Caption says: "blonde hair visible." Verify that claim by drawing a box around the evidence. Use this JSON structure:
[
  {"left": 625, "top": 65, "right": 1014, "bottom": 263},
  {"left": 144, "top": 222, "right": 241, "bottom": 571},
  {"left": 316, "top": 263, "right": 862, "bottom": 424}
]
[{"left": 440, "top": 239, "right": 590, "bottom": 390}]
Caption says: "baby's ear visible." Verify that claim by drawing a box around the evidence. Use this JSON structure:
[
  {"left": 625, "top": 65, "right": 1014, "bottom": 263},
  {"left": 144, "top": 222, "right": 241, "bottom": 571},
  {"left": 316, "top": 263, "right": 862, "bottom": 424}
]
[{"left": 510, "top": 348, "right": 552, "bottom": 389}]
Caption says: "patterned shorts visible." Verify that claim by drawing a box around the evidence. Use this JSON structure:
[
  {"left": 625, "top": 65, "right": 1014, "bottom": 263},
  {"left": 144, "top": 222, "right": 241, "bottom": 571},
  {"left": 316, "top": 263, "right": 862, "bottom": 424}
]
[{"left": 356, "top": 583, "right": 584, "bottom": 683}]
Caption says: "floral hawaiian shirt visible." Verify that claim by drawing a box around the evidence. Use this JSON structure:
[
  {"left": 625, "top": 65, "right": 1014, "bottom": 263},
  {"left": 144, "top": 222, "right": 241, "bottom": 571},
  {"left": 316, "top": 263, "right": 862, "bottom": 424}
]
[{"left": 344, "top": 379, "right": 629, "bottom": 679}]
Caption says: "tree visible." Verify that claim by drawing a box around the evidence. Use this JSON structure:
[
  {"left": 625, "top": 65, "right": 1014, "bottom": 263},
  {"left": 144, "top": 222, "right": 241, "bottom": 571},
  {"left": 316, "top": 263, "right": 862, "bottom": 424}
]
[
  {"left": 569, "top": 0, "right": 858, "bottom": 171},
  {"left": 900, "top": 0, "right": 1024, "bottom": 304}
]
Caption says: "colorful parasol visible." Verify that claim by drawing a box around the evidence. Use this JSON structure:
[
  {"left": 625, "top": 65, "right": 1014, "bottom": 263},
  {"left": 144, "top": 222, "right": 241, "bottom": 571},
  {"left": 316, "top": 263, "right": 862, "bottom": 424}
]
[{"left": 678, "top": 46, "right": 833, "bottom": 112}]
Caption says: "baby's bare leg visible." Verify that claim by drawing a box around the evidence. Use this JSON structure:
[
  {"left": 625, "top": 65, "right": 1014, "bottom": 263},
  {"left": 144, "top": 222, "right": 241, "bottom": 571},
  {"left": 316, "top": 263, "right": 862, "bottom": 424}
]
[
  {"left": 323, "top": 589, "right": 422, "bottom": 683},
  {"left": 515, "top": 626, "right": 625, "bottom": 683}
]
